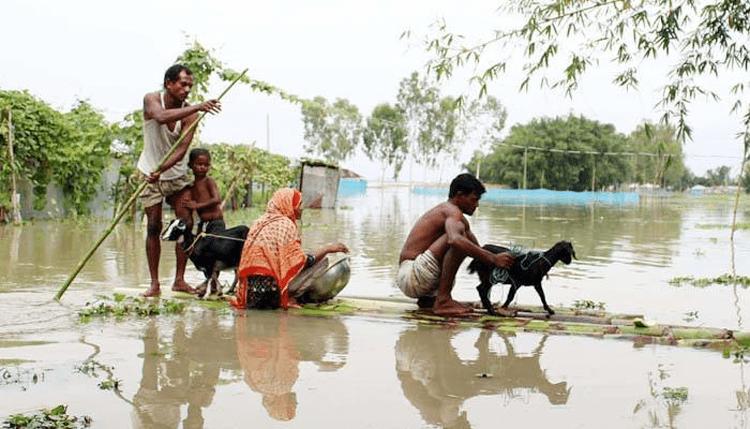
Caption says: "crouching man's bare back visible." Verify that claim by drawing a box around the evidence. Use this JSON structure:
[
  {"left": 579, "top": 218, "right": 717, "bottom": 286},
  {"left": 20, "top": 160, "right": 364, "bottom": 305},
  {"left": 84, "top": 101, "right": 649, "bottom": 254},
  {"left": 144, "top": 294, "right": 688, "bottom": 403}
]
[{"left": 396, "top": 173, "right": 514, "bottom": 316}]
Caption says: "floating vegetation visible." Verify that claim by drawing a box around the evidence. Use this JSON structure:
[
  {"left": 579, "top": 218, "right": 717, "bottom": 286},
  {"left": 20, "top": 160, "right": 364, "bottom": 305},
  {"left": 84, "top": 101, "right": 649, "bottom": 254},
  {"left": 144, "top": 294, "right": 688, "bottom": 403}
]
[
  {"left": 727, "top": 345, "right": 750, "bottom": 364},
  {"left": 97, "top": 379, "right": 120, "bottom": 391},
  {"left": 572, "top": 299, "right": 606, "bottom": 310},
  {"left": 669, "top": 274, "right": 750, "bottom": 288},
  {"left": 695, "top": 222, "right": 750, "bottom": 230},
  {"left": 0, "top": 367, "right": 44, "bottom": 386},
  {"left": 683, "top": 311, "right": 699, "bottom": 323},
  {"left": 77, "top": 293, "right": 188, "bottom": 322},
  {"left": 75, "top": 360, "right": 110, "bottom": 378},
  {"left": 662, "top": 386, "right": 689, "bottom": 404},
  {"left": 293, "top": 302, "right": 356, "bottom": 316},
  {"left": 3, "top": 405, "right": 91, "bottom": 429}
]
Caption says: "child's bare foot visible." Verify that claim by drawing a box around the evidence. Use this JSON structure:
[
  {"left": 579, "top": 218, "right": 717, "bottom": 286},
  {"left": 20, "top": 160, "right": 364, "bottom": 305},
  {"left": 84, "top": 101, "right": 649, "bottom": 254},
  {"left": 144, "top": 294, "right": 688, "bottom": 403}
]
[
  {"left": 142, "top": 283, "right": 161, "bottom": 297},
  {"left": 172, "top": 280, "right": 197, "bottom": 294}
]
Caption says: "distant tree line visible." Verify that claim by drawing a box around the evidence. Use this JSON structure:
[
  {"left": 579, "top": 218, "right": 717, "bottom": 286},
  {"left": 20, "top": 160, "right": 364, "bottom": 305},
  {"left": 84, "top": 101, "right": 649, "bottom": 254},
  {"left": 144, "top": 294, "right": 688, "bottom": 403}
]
[{"left": 3, "top": 37, "right": 749, "bottom": 222}]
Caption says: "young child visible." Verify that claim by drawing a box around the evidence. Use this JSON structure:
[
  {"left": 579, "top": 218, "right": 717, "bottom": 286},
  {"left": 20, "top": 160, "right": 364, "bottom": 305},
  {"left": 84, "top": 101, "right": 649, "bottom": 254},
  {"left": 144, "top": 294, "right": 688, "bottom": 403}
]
[{"left": 187, "top": 148, "right": 224, "bottom": 234}]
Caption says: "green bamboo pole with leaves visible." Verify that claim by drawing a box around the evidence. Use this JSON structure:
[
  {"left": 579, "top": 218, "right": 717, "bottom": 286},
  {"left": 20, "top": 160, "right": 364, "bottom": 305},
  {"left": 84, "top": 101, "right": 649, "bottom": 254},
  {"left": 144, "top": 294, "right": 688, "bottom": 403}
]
[{"left": 55, "top": 69, "right": 247, "bottom": 301}]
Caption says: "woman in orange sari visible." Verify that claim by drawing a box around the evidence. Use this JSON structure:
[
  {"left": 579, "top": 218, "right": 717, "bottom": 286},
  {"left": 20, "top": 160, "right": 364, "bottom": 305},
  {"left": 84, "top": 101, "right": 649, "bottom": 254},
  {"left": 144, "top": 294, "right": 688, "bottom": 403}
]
[{"left": 231, "top": 188, "right": 348, "bottom": 310}]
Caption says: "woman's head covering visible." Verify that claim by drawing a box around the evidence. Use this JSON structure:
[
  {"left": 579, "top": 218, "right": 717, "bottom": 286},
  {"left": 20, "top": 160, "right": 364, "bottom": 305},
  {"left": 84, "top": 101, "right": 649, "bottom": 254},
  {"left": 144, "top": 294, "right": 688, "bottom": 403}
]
[{"left": 233, "top": 188, "right": 307, "bottom": 309}]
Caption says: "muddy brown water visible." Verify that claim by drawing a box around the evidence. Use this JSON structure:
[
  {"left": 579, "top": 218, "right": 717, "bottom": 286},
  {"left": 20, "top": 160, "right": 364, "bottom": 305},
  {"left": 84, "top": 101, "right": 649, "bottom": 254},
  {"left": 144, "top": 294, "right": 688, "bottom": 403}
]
[{"left": 1, "top": 186, "right": 749, "bottom": 428}]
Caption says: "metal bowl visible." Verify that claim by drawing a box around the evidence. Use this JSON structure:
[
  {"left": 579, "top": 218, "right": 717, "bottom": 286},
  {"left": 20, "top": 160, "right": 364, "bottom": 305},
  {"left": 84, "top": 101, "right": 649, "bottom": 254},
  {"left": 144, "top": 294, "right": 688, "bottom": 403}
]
[{"left": 297, "top": 253, "right": 351, "bottom": 303}]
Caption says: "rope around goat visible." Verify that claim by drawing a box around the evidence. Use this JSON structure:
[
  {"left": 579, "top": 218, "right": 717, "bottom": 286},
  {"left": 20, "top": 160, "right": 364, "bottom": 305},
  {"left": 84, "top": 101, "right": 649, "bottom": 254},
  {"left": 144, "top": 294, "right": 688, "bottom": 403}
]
[{"left": 489, "top": 245, "right": 553, "bottom": 284}]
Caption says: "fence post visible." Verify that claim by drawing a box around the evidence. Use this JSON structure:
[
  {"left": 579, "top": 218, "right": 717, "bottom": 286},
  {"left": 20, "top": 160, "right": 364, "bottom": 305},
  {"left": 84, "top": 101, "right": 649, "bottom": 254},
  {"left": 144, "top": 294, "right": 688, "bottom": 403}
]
[
  {"left": 522, "top": 147, "right": 528, "bottom": 190},
  {"left": 5, "top": 108, "right": 22, "bottom": 224}
]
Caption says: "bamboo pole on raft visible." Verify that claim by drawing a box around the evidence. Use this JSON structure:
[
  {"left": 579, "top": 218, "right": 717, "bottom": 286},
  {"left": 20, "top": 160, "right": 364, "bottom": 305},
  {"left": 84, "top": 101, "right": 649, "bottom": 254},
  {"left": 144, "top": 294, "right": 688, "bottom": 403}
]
[{"left": 55, "top": 69, "right": 247, "bottom": 301}]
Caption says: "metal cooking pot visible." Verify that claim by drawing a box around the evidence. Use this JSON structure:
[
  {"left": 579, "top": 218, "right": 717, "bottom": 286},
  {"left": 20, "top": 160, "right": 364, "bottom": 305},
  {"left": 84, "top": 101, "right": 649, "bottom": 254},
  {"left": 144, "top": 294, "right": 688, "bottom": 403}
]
[{"left": 294, "top": 252, "right": 351, "bottom": 303}]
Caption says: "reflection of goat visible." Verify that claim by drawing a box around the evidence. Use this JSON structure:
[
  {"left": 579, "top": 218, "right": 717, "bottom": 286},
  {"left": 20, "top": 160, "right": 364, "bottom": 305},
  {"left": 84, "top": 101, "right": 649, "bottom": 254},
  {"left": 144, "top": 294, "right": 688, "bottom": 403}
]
[
  {"left": 467, "top": 241, "right": 576, "bottom": 316},
  {"left": 162, "top": 219, "right": 248, "bottom": 298}
]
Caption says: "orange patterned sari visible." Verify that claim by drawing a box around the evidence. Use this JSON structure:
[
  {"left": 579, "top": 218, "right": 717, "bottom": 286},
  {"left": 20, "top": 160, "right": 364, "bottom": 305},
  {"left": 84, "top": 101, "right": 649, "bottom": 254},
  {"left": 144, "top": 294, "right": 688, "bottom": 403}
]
[{"left": 232, "top": 188, "right": 307, "bottom": 310}]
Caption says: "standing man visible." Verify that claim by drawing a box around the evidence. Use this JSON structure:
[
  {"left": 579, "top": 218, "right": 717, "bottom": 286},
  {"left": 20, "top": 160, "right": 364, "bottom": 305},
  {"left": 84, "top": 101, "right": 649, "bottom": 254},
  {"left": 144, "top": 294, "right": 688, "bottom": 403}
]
[
  {"left": 138, "top": 64, "right": 221, "bottom": 297},
  {"left": 396, "top": 173, "right": 515, "bottom": 316}
]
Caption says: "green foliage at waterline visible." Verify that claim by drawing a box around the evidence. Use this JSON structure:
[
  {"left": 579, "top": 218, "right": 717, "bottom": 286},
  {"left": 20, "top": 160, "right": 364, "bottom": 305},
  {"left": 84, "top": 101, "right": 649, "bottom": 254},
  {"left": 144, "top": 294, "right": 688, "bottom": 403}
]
[
  {"left": 0, "top": 91, "right": 113, "bottom": 216},
  {"left": 77, "top": 294, "right": 188, "bottom": 322},
  {"left": 3, "top": 405, "right": 91, "bottom": 429}
]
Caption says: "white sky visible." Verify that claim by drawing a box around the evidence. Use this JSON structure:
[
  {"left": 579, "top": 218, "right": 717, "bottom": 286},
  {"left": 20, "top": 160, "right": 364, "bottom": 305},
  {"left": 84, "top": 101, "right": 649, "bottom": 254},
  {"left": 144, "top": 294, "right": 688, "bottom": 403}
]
[{"left": 2, "top": 0, "right": 746, "bottom": 181}]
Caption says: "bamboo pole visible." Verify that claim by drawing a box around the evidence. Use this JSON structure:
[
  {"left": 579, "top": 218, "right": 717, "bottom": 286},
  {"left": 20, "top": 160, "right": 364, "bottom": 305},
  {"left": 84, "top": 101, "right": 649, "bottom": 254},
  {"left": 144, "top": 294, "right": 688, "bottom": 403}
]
[{"left": 55, "top": 69, "right": 247, "bottom": 300}]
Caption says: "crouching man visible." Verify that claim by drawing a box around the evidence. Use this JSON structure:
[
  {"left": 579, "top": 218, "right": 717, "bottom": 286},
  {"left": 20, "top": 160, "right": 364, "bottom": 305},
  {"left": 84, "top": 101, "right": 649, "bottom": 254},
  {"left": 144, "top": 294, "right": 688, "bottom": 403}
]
[{"left": 396, "top": 173, "right": 514, "bottom": 316}]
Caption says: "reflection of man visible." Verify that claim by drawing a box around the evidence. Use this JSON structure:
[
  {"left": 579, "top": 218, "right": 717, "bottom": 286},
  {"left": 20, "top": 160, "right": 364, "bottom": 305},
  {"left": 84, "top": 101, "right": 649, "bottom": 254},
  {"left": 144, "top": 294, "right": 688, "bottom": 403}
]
[
  {"left": 395, "top": 326, "right": 569, "bottom": 427},
  {"left": 396, "top": 174, "right": 514, "bottom": 316},
  {"left": 132, "top": 316, "right": 227, "bottom": 429}
]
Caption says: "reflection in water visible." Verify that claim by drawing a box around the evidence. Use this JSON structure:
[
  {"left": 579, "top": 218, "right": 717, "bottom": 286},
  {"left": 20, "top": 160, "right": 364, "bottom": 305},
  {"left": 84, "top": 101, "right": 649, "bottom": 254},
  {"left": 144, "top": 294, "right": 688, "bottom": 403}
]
[
  {"left": 236, "top": 314, "right": 300, "bottom": 421},
  {"left": 132, "top": 314, "right": 235, "bottom": 429},
  {"left": 632, "top": 364, "right": 688, "bottom": 429},
  {"left": 395, "top": 325, "right": 568, "bottom": 428},
  {"left": 235, "top": 312, "right": 349, "bottom": 422}
]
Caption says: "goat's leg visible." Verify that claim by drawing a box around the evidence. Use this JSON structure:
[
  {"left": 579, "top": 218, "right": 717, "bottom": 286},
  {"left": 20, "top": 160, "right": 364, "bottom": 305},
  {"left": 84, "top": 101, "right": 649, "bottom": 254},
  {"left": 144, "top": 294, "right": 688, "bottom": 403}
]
[
  {"left": 209, "top": 271, "right": 222, "bottom": 298},
  {"left": 195, "top": 279, "right": 209, "bottom": 298},
  {"left": 476, "top": 282, "right": 497, "bottom": 315},
  {"left": 226, "top": 268, "right": 239, "bottom": 295},
  {"left": 533, "top": 283, "right": 554, "bottom": 315},
  {"left": 501, "top": 282, "right": 519, "bottom": 310}
]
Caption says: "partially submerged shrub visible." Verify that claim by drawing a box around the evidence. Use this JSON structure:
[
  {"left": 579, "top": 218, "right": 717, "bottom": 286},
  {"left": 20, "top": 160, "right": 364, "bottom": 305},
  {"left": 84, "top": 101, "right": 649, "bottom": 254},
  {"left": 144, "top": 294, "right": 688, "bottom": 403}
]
[
  {"left": 3, "top": 404, "right": 91, "bottom": 428},
  {"left": 77, "top": 293, "right": 188, "bottom": 322}
]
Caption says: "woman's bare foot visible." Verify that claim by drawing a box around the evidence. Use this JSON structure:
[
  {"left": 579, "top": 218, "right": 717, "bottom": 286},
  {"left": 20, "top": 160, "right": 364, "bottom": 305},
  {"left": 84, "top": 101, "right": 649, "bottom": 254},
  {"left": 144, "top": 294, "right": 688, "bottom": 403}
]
[
  {"left": 432, "top": 298, "right": 473, "bottom": 316},
  {"left": 172, "top": 280, "right": 197, "bottom": 294},
  {"left": 142, "top": 283, "right": 161, "bottom": 297},
  {"left": 287, "top": 298, "right": 303, "bottom": 309}
]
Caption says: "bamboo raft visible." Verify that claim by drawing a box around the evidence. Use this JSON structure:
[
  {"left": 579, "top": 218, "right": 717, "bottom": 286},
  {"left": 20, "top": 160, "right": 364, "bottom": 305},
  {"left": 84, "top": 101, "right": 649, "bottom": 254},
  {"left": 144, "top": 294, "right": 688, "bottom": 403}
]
[
  {"left": 108, "top": 288, "right": 749, "bottom": 354},
  {"left": 293, "top": 296, "right": 750, "bottom": 354}
]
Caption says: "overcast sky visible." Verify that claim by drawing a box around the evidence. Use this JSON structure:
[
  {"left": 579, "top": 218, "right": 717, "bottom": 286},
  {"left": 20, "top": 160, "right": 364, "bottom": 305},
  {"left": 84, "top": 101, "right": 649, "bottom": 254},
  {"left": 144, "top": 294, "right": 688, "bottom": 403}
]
[{"left": 2, "top": 0, "right": 745, "bottom": 182}]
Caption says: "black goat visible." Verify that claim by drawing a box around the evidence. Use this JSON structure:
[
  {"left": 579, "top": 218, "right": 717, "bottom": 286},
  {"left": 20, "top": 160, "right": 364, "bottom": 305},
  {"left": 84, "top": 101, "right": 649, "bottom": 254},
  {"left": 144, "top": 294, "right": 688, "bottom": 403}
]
[
  {"left": 467, "top": 241, "right": 576, "bottom": 316},
  {"left": 162, "top": 218, "right": 249, "bottom": 299}
]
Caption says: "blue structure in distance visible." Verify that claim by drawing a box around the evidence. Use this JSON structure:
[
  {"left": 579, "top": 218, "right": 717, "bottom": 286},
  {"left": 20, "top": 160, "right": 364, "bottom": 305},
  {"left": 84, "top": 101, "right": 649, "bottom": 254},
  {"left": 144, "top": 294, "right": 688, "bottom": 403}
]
[{"left": 412, "top": 187, "right": 640, "bottom": 206}]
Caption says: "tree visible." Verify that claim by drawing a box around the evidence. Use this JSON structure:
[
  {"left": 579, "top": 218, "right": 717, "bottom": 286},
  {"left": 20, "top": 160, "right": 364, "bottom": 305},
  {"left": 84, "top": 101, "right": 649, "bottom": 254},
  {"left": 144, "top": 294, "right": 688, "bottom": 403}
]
[
  {"left": 57, "top": 101, "right": 114, "bottom": 215},
  {"left": 461, "top": 95, "right": 508, "bottom": 179},
  {"left": 396, "top": 72, "right": 461, "bottom": 175},
  {"left": 423, "top": 1, "right": 750, "bottom": 144},
  {"left": 627, "top": 123, "right": 686, "bottom": 188},
  {"left": 467, "top": 114, "right": 630, "bottom": 191},
  {"left": 300, "top": 96, "right": 363, "bottom": 164},
  {"left": 363, "top": 103, "right": 409, "bottom": 182},
  {"left": 421, "top": 1, "right": 750, "bottom": 266},
  {"left": 705, "top": 165, "right": 733, "bottom": 186}
]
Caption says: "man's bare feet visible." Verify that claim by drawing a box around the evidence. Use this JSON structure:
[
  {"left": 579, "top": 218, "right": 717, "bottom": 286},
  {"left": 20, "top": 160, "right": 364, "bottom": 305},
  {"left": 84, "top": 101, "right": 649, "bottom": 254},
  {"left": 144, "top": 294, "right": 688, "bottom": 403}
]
[
  {"left": 172, "top": 280, "right": 197, "bottom": 294},
  {"left": 142, "top": 283, "right": 161, "bottom": 298},
  {"left": 433, "top": 298, "right": 474, "bottom": 317},
  {"left": 494, "top": 307, "right": 517, "bottom": 317}
]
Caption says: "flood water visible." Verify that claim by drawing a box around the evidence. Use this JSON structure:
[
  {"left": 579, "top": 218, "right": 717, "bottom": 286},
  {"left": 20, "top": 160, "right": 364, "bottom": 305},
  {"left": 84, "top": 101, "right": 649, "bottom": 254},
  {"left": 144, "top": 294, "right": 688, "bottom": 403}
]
[{"left": 1, "top": 185, "right": 749, "bottom": 428}]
